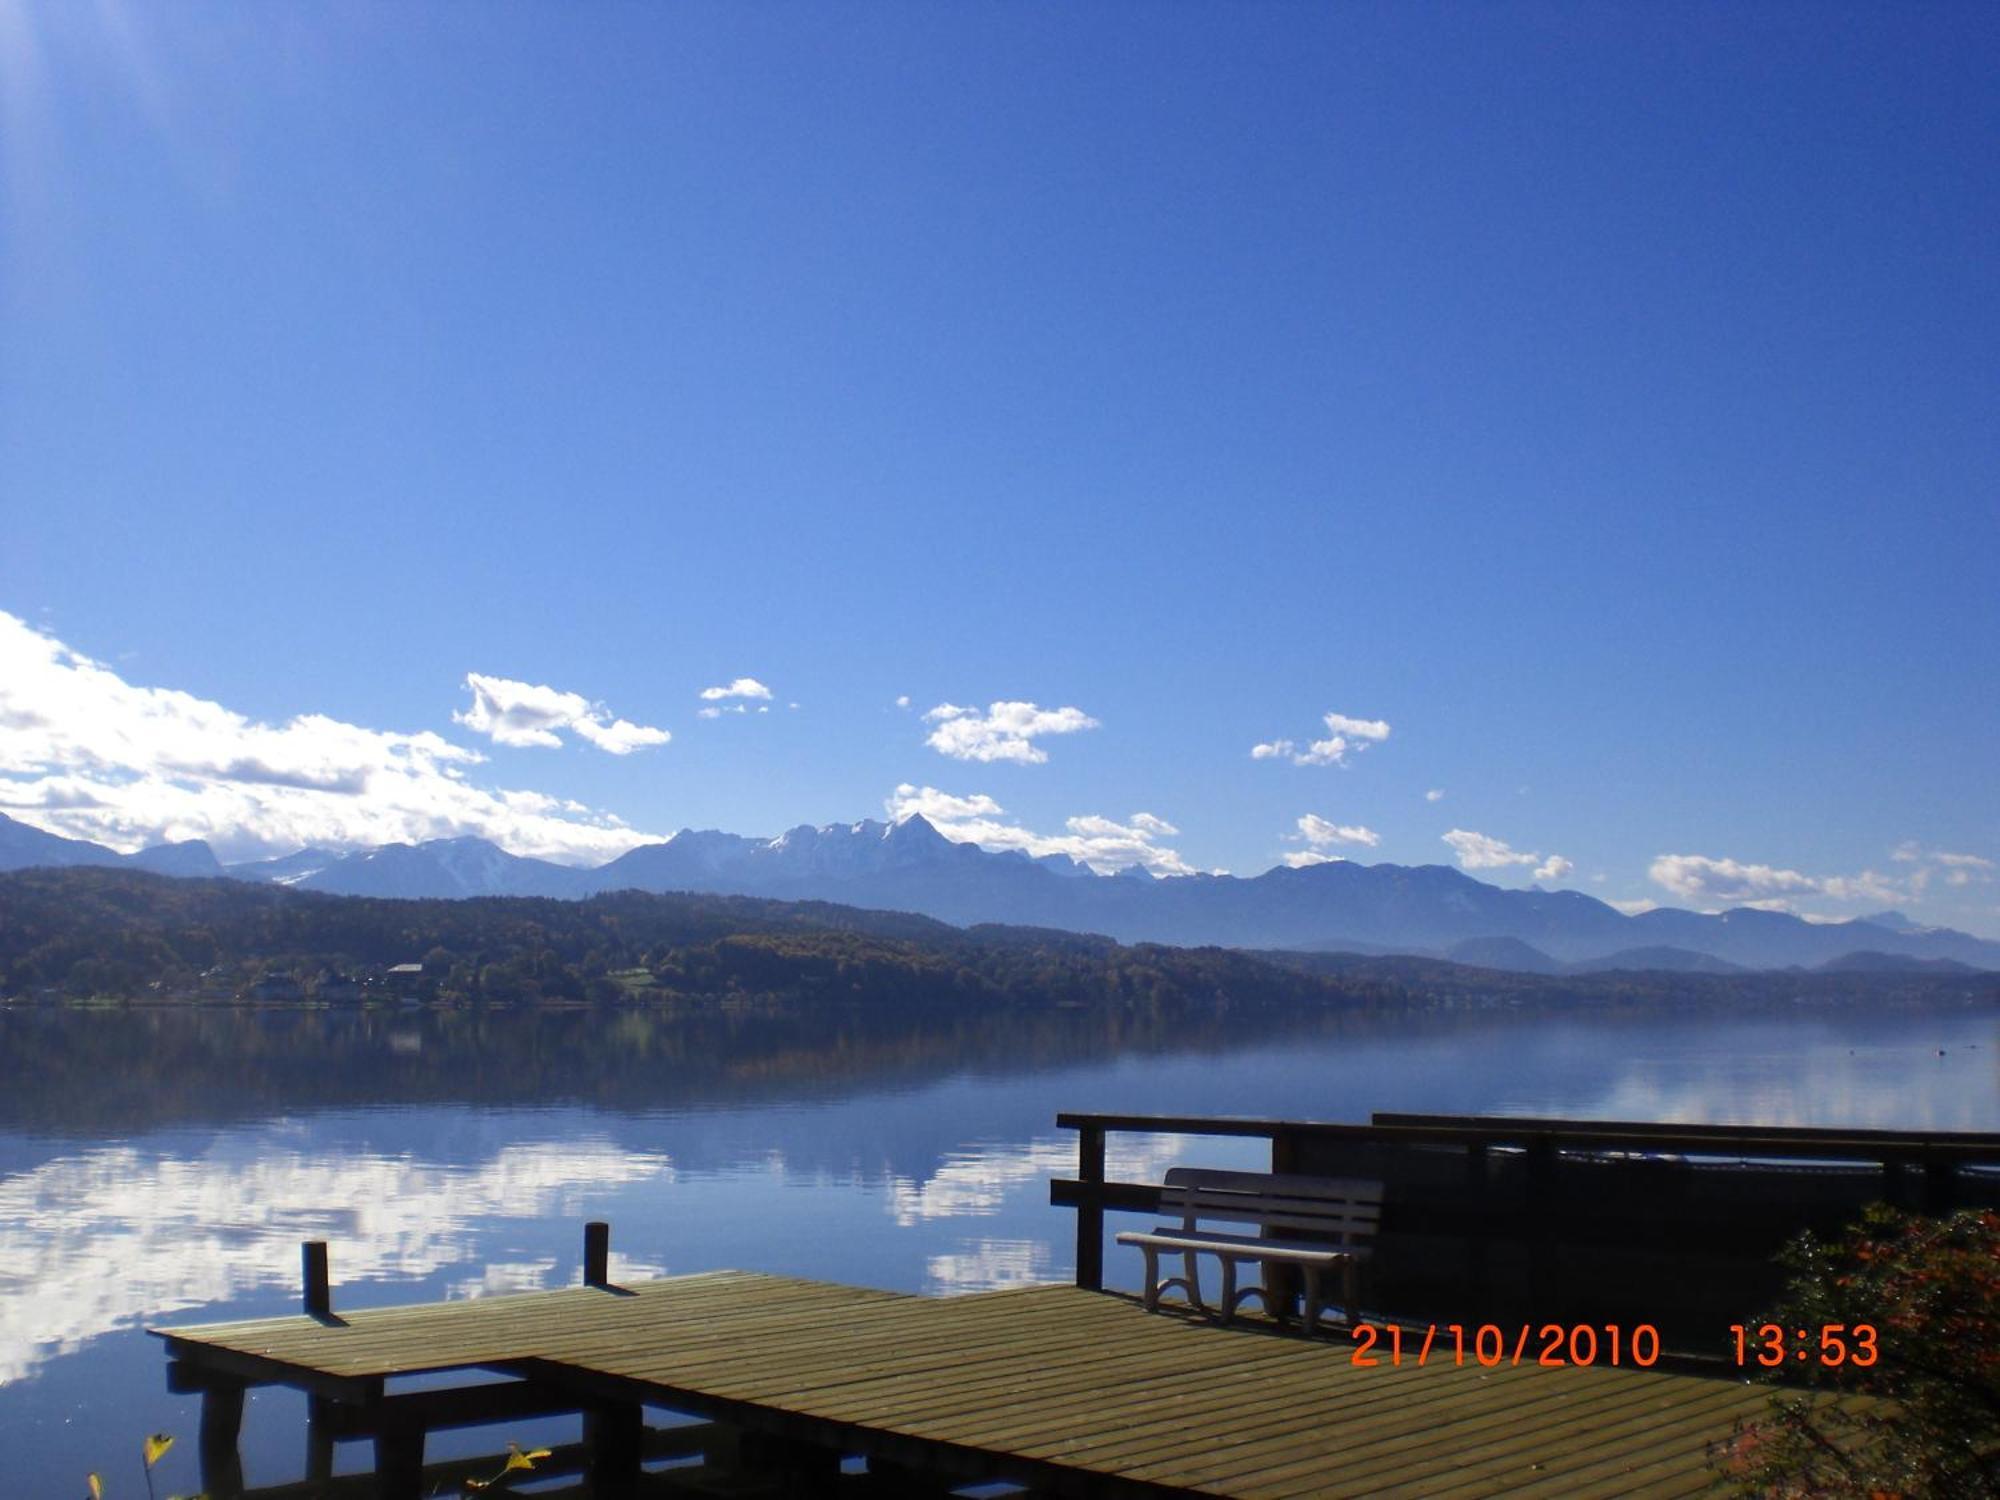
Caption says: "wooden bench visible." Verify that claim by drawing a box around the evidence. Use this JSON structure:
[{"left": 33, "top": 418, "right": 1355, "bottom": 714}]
[{"left": 1115, "top": 1168, "right": 1382, "bottom": 1331}]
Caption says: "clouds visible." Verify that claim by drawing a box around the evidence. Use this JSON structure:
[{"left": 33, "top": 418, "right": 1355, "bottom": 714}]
[
  {"left": 1442, "top": 828, "right": 1572, "bottom": 884},
  {"left": 455, "top": 673, "right": 669, "bottom": 754},
  {"left": 1893, "top": 841, "right": 1996, "bottom": 891},
  {"left": 885, "top": 783, "right": 1193, "bottom": 875},
  {"left": 922, "top": 701, "right": 1099, "bottom": 765},
  {"left": 1648, "top": 854, "right": 1833, "bottom": 906},
  {"left": 700, "top": 678, "right": 771, "bottom": 702},
  {"left": 0, "top": 611, "right": 658, "bottom": 864},
  {"left": 695, "top": 676, "right": 775, "bottom": 720},
  {"left": 1645, "top": 844, "right": 1997, "bottom": 914},
  {"left": 1252, "top": 711, "right": 1390, "bottom": 767},
  {"left": 1281, "top": 816, "right": 1380, "bottom": 868}
]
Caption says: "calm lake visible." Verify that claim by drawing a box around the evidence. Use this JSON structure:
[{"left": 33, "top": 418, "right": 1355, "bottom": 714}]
[{"left": 2, "top": 997, "right": 1995, "bottom": 1494}]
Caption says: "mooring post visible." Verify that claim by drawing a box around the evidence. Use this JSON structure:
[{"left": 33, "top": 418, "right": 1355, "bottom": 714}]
[
  {"left": 197, "top": 1379, "right": 248, "bottom": 1499},
  {"left": 302, "top": 1240, "right": 331, "bottom": 1319},
  {"left": 584, "top": 1220, "right": 611, "bottom": 1287},
  {"left": 1075, "top": 1122, "right": 1105, "bottom": 1292}
]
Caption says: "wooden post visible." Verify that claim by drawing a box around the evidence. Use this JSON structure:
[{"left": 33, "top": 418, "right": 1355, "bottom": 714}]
[
  {"left": 373, "top": 1416, "right": 425, "bottom": 1500},
  {"left": 1465, "top": 1141, "right": 1491, "bottom": 1312},
  {"left": 585, "top": 1400, "right": 644, "bottom": 1498},
  {"left": 1525, "top": 1134, "right": 1556, "bottom": 1310},
  {"left": 197, "top": 1380, "right": 247, "bottom": 1499},
  {"left": 1075, "top": 1123, "right": 1105, "bottom": 1292},
  {"left": 302, "top": 1240, "right": 331, "bottom": 1319},
  {"left": 1922, "top": 1155, "right": 1957, "bottom": 1216},
  {"left": 305, "top": 1394, "right": 336, "bottom": 1483},
  {"left": 584, "top": 1220, "right": 611, "bottom": 1287},
  {"left": 1265, "top": 1128, "right": 1302, "bottom": 1319}
]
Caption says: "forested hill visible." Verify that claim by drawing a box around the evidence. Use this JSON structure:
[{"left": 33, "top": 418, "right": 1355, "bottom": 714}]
[
  {"left": 0, "top": 866, "right": 1370, "bottom": 1012},
  {"left": 0, "top": 867, "right": 1992, "bottom": 1015}
]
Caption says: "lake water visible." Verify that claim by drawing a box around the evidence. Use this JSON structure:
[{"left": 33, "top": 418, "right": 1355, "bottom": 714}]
[{"left": 2, "top": 997, "right": 1994, "bottom": 1494}]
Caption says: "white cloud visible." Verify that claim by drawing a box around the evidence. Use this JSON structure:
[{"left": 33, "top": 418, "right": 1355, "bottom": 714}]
[
  {"left": 894, "top": 695, "right": 911, "bottom": 709},
  {"left": 0, "top": 612, "right": 660, "bottom": 864},
  {"left": 1425, "top": 788, "right": 1445, "bottom": 803},
  {"left": 883, "top": 785, "right": 1005, "bottom": 822},
  {"left": 699, "top": 677, "right": 772, "bottom": 702},
  {"left": 1281, "top": 851, "right": 1343, "bottom": 869},
  {"left": 1648, "top": 854, "right": 1826, "bottom": 907},
  {"left": 1886, "top": 844, "right": 1992, "bottom": 894},
  {"left": 1252, "top": 711, "right": 1390, "bottom": 767},
  {"left": 1295, "top": 814, "right": 1380, "bottom": 849},
  {"left": 455, "top": 672, "right": 669, "bottom": 755},
  {"left": 885, "top": 783, "right": 1192, "bottom": 875},
  {"left": 1646, "top": 852, "right": 1934, "bottom": 913},
  {"left": 1323, "top": 713, "right": 1391, "bottom": 741},
  {"left": 1606, "top": 897, "right": 1658, "bottom": 916},
  {"left": 1437, "top": 830, "right": 1575, "bottom": 885},
  {"left": 1442, "top": 828, "right": 1537, "bottom": 871},
  {"left": 1935, "top": 851, "right": 1994, "bottom": 870},
  {"left": 922, "top": 701, "right": 1099, "bottom": 765}
]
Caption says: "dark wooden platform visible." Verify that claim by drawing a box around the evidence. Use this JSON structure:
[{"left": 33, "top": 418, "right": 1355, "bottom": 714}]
[{"left": 155, "top": 1269, "right": 1802, "bottom": 1498}]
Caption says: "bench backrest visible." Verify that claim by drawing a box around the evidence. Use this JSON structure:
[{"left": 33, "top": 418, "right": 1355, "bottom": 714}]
[{"left": 1160, "top": 1168, "right": 1383, "bottom": 1251}]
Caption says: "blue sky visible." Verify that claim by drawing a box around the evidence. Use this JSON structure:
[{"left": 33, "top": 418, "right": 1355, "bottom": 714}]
[{"left": 2, "top": 3, "right": 1995, "bottom": 932}]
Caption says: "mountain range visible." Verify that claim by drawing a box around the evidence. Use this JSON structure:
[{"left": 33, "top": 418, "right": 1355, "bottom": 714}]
[{"left": 2, "top": 810, "right": 1994, "bottom": 973}]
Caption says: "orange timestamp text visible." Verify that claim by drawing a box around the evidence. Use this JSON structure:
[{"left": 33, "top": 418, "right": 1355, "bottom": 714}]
[
  {"left": 1349, "top": 1322, "right": 1663, "bottom": 1368},
  {"left": 1731, "top": 1322, "right": 1879, "bottom": 1369}
]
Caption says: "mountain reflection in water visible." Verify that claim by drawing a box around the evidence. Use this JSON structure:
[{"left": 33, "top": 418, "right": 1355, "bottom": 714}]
[{"left": 0, "top": 998, "right": 1994, "bottom": 1492}]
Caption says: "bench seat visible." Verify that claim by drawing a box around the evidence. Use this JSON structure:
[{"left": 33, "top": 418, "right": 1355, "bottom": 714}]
[{"left": 1115, "top": 1168, "right": 1382, "bottom": 1332}]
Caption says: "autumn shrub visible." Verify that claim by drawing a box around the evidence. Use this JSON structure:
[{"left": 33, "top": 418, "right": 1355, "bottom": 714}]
[{"left": 1717, "top": 1204, "right": 2000, "bottom": 1497}]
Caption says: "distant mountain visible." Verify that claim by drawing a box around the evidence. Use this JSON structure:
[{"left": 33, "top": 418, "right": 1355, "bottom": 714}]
[
  {"left": 1444, "top": 936, "right": 1562, "bottom": 974},
  {"left": 2, "top": 810, "right": 1996, "bottom": 973},
  {"left": 224, "top": 847, "right": 341, "bottom": 885},
  {"left": 293, "top": 837, "right": 590, "bottom": 899},
  {"left": 1816, "top": 950, "right": 1978, "bottom": 976},
  {"left": 127, "top": 840, "right": 225, "bottom": 878},
  {"left": 1565, "top": 946, "right": 1746, "bottom": 976},
  {"left": 0, "top": 814, "right": 122, "bottom": 872}
]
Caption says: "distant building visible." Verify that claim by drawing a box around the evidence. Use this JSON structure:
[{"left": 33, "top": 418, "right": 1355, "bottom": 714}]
[{"left": 247, "top": 973, "right": 303, "bottom": 1003}]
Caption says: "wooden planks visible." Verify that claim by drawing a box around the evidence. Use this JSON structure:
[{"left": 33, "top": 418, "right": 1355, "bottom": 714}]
[{"left": 153, "top": 1272, "right": 1808, "bottom": 1498}]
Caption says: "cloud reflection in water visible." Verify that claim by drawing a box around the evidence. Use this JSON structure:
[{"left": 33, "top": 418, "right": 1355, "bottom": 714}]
[{"left": 0, "top": 1136, "right": 674, "bottom": 1384}]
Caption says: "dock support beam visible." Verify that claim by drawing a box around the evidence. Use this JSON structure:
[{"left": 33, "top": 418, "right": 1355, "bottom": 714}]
[
  {"left": 374, "top": 1416, "right": 425, "bottom": 1500},
  {"left": 305, "top": 1393, "right": 336, "bottom": 1483},
  {"left": 585, "top": 1400, "right": 644, "bottom": 1498},
  {"left": 197, "top": 1379, "right": 247, "bottom": 1499},
  {"left": 1075, "top": 1123, "right": 1105, "bottom": 1291}
]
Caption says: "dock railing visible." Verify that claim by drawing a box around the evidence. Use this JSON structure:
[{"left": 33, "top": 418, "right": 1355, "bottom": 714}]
[{"left": 1050, "top": 1111, "right": 2000, "bottom": 1345}]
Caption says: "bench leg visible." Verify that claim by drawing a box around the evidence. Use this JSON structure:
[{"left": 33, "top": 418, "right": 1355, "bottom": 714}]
[
  {"left": 1301, "top": 1266, "right": 1324, "bottom": 1332},
  {"left": 1183, "top": 1249, "right": 1205, "bottom": 1311},
  {"left": 1218, "top": 1257, "right": 1238, "bottom": 1324},
  {"left": 1141, "top": 1246, "right": 1162, "bottom": 1311}
]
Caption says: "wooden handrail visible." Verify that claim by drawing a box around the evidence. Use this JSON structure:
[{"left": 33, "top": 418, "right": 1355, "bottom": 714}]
[{"left": 1054, "top": 1110, "right": 2000, "bottom": 1163}]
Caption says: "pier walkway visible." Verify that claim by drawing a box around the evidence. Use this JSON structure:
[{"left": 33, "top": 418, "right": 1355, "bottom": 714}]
[{"left": 156, "top": 1268, "right": 1791, "bottom": 1499}]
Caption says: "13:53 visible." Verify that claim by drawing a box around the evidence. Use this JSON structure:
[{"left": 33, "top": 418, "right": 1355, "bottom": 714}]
[{"left": 1731, "top": 1322, "right": 1879, "bottom": 1368}]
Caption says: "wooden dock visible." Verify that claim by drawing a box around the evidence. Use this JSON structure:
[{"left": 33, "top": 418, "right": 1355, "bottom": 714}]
[{"left": 155, "top": 1268, "right": 1795, "bottom": 1499}]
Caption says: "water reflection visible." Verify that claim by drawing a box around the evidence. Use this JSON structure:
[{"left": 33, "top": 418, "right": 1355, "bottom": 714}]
[
  {"left": 0, "top": 998, "right": 1994, "bottom": 1491},
  {"left": 0, "top": 1134, "right": 672, "bottom": 1384}
]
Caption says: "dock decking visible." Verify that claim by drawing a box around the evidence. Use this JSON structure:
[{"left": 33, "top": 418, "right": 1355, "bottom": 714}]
[{"left": 156, "top": 1269, "right": 1793, "bottom": 1498}]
